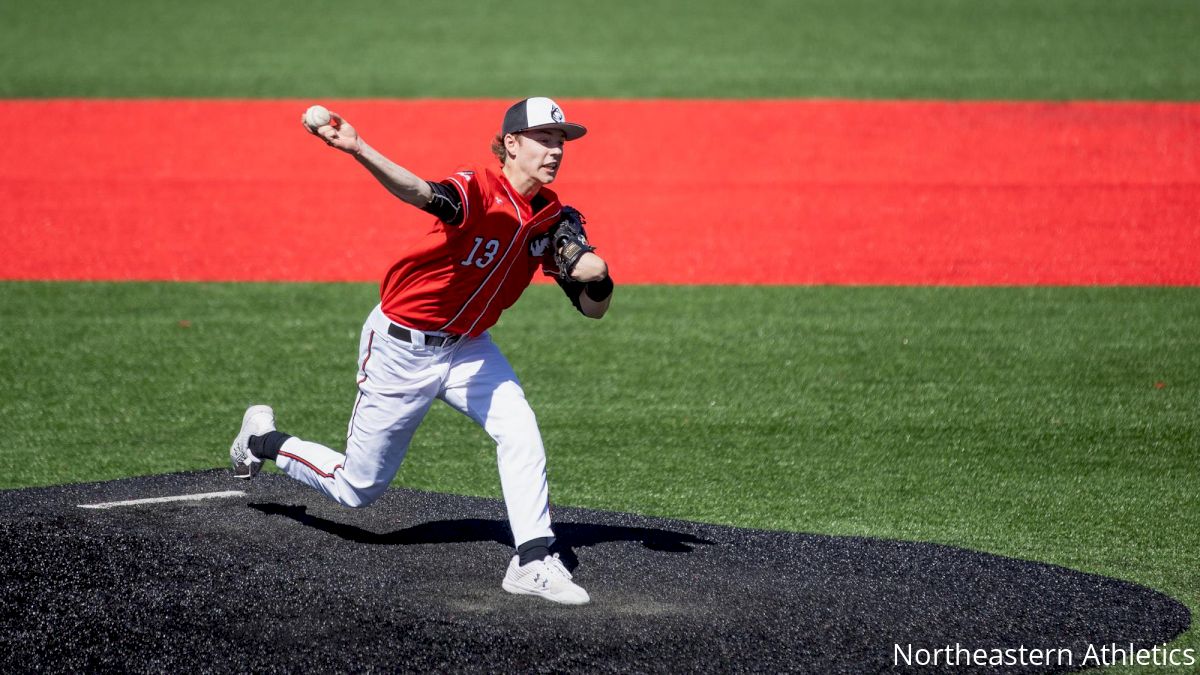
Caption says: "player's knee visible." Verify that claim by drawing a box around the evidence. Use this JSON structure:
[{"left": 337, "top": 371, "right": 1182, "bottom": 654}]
[
  {"left": 338, "top": 485, "right": 385, "bottom": 509},
  {"left": 341, "top": 494, "right": 376, "bottom": 509},
  {"left": 492, "top": 410, "right": 540, "bottom": 446}
]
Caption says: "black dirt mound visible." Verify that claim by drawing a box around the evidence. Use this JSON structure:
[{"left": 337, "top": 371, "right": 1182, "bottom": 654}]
[{"left": 0, "top": 471, "right": 1189, "bottom": 673}]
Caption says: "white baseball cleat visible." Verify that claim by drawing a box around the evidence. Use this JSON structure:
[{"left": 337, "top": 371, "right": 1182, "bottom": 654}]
[
  {"left": 501, "top": 553, "right": 590, "bottom": 605},
  {"left": 229, "top": 405, "right": 275, "bottom": 480}
]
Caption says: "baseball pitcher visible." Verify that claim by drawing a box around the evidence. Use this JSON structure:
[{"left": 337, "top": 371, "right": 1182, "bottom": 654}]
[{"left": 228, "top": 98, "right": 613, "bottom": 605}]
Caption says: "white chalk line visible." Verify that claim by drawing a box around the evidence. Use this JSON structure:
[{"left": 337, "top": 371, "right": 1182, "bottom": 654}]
[{"left": 77, "top": 490, "right": 246, "bottom": 510}]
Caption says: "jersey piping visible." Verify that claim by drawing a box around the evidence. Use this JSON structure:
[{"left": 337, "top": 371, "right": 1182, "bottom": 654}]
[
  {"left": 461, "top": 183, "right": 563, "bottom": 335},
  {"left": 437, "top": 184, "right": 525, "bottom": 333},
  {"left": 445, "top": 173, "right": 471, "bottom": 227}
]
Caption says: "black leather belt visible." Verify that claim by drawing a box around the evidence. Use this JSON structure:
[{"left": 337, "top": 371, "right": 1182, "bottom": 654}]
[{"left": 387, "top": 323, "right": 461, "bottom": 348}]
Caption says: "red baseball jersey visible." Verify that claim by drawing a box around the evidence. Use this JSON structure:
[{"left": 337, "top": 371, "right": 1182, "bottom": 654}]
[{"left": 379, "top": 164, "right": 564, "bottom": 337}]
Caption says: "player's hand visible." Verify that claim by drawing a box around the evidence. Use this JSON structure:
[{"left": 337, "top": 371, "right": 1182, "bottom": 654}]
[{"left": 301, "top": 111, "right": 361, "bottom": 155}]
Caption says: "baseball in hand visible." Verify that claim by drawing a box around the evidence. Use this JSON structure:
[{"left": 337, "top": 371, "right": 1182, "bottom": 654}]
[{"left": 304, "top": 104, "right": 332, "bottom": 129}]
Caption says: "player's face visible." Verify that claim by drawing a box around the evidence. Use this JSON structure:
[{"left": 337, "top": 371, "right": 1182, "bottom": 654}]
[{"left": 513, "top": 129, "right": 566, "bottom": 185}]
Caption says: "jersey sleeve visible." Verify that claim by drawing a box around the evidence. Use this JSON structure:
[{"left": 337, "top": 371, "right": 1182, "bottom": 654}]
[
  {"left": 555, "top": 277, "right": 586, "bottom": 313},
  {"left": 439, "top": 168, "right": 485, "bottom": 228},
  {"left": 540, "top": 245, "right": 563, "bottom": 278},
  {"left": 422, "top": 181, "right": 464, "bottom": 225},
  {"left": 556, "top": 275, "right": 614, "bottom": 315}
]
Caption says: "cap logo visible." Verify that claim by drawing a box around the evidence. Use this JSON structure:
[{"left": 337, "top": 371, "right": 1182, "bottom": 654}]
[{"left": 502, "top": 98, "right": 585, "bottom": 140}]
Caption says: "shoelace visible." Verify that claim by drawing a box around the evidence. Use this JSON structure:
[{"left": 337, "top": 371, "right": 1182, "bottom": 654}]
[{"left": 542, "top": 553, "right": 573, "bottom": 581}]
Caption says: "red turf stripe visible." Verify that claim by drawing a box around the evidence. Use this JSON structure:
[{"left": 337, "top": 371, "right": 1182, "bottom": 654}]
[{"left": 1, "top": 99, "right": 1196, "bottom": 285}]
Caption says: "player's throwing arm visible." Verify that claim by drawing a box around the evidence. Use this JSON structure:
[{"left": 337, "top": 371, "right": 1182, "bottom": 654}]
[{"left": 301, "top": 104, "right": 435, "bottom": 208}]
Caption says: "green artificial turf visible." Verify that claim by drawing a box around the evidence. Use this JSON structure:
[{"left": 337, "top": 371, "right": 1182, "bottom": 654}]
[
  {"left": 2, "top": 0, "right": 1197, "bottom": 100},
  {"left": 2, "top": 282, "right": 1197, "bottom": 666}
]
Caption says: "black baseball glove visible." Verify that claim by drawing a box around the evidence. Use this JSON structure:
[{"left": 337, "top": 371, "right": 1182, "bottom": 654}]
[{"left": 550, "top": 205, "right": 595, "bottom": 279}]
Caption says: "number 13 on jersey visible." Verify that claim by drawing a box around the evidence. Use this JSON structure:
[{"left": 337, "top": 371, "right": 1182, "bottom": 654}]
[{"left": 461, "top": 237, "right": 500, "bottom": 268}]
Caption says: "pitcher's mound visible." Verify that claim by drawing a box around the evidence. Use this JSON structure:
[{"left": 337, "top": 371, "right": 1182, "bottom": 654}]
[{"left": 0, "top": 470, "right": 1189, "bottom": 673}]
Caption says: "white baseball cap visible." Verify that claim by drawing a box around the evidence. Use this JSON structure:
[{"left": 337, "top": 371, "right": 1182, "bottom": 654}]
[{"left": 501, "top": 97, "right": 587, "bottom": 141}]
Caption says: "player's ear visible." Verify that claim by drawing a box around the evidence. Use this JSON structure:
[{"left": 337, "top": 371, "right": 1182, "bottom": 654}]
[{"left": 503, "top": 133, "right": 521, "bottom": 159}]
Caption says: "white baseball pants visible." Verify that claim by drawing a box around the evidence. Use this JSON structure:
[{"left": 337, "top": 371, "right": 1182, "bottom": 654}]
[{"left": 274, "top": 304, "right": 554, "bottom": 548}]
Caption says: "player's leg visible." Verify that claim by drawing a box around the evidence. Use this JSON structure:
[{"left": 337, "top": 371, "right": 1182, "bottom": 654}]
[
  {"left": 279, "top": 321, "right": 443, "bottom": 507},
  {"left": 234, "top": 315, "right": 441, "bottom": 508},
  {"left": 273, "top": 380, "right": 436, "bottom": 508},
  {"left": 440, "top": 333, "right": 554, "bottom": 546},
  {"left": 439, "top": 333, "right": 589, "bottom": 604}
]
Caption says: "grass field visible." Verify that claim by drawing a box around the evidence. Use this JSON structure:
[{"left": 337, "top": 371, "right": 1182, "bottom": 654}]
[
  {"left": 3, "top": 284, "right": 1197, "bottom": 661},
  {"left": 4, "top": 0, "right": 1199, "bottom": 669},
  {"left": 2, "top": 0, "right": 1198, "bottom": 100}
]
